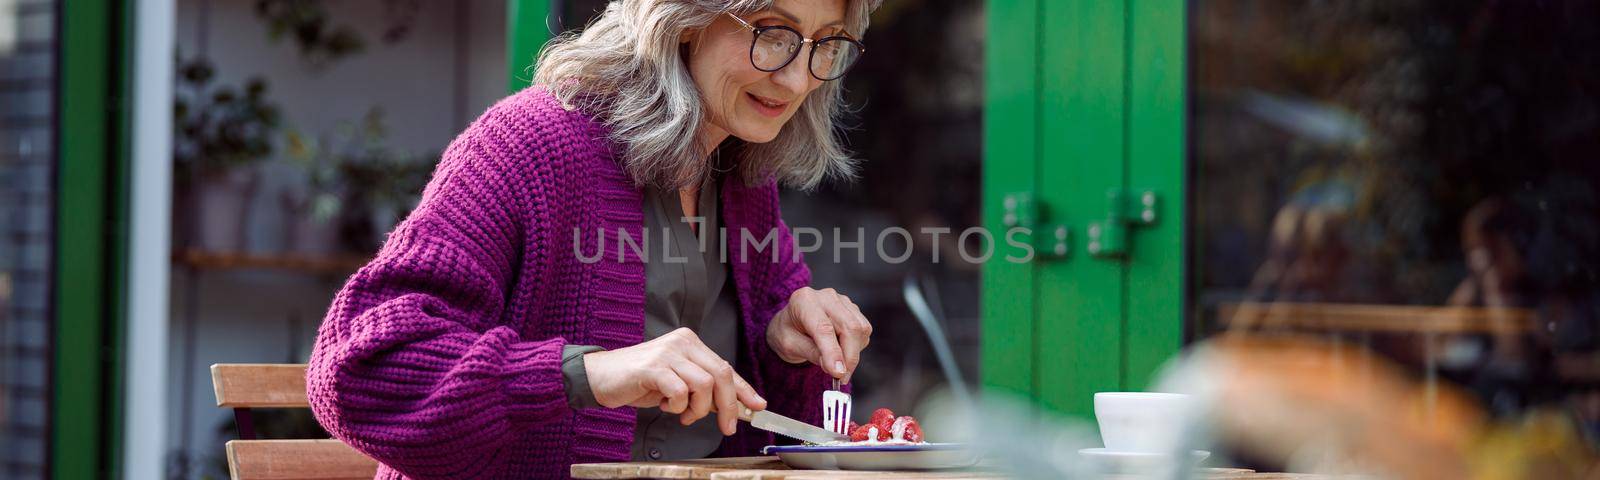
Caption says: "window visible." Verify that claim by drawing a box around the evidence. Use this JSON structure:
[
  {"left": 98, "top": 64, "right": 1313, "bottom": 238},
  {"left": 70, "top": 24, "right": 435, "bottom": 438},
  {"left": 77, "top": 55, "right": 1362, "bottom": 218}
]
[
  {"left": 0, "top": 0, "right": 58, "bottom": 477},
  {"left": 1190, "top": 0, "right": 1600, "bottom": 424}
]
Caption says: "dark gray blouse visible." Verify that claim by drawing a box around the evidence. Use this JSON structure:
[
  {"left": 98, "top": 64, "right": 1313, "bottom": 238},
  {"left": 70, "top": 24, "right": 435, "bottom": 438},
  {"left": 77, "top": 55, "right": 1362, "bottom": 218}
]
[{"left": 560, "top": 172, "right": 741, "bottom": 461}]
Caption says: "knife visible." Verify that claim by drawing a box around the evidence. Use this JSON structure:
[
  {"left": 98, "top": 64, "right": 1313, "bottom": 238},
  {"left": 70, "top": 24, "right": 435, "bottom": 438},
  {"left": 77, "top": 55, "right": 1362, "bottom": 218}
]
[{"left": 737, "top": 406, "right": 851, "bottom": 444}]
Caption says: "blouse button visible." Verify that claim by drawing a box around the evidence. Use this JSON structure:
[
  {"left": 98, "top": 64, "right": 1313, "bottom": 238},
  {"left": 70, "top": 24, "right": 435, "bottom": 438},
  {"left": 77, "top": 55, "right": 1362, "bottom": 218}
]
[{"left": 648, "top": 447, "right": 662, "bottom": 460}]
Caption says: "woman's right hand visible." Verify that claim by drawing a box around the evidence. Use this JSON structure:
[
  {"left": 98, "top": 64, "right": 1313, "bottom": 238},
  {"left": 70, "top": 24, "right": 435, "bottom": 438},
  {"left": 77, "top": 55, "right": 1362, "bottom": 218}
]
[{"left": 584, "top": 328, "right": 767, "bottom": 435}]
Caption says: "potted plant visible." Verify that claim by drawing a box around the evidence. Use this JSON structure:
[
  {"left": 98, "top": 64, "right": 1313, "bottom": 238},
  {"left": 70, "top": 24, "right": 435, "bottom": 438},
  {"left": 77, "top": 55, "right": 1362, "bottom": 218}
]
[
  {"left": 173, "top": 57, "right": 282, "bottom": 253},
  {"left": 253, "top": 0, "right": 420, "bottom": 69},
  {"left": 286, "top": 108, "right": 435, "bottom": 254}
]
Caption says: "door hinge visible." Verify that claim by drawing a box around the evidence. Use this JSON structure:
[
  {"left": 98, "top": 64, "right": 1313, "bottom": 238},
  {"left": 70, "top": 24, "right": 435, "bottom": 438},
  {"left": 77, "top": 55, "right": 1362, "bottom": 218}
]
[
  {"left": 1086, "top": 188, "right": 1159, "bottom": 259},
  {"left": 1003, "top": 192, "right": 1071, "bottom": 259}
]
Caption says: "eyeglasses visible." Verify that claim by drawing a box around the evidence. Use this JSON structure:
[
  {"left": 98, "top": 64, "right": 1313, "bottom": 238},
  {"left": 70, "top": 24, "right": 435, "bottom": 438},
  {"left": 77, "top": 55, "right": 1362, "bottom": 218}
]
[{"left": 725, "top": 12, "right": 865, "bottom": 81}]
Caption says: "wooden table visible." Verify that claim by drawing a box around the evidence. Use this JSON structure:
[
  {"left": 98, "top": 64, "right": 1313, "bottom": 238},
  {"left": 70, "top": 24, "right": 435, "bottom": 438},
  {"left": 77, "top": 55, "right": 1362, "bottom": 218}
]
[{"left": 571, "top": 456, "right": 1316, "bottom": 479}]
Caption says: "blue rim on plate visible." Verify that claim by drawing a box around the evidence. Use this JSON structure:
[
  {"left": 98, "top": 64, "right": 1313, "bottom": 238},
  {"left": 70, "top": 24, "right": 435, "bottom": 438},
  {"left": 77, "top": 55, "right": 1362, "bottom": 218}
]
[{"left": 763, "top": 443, "right": 968, "bottom": 454}]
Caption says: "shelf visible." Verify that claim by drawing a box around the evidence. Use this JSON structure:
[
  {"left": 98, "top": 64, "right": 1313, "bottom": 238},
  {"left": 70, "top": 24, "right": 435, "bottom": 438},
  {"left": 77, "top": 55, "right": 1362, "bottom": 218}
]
[{"left": 172, "top": 249, "right": 370, "bottom": 275}]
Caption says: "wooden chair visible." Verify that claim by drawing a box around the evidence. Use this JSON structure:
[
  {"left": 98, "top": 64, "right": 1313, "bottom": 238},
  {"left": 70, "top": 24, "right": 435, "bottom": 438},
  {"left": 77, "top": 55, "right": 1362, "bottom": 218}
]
[
  {"left": 211, "top": 363, "right": 379, "bottom": 480},
  {"left": 1213, "top": 302, "right": 1539, "bottom": 415},
  {"left": 1216, "top": 301, "right": 1537, "bottom": 334}
]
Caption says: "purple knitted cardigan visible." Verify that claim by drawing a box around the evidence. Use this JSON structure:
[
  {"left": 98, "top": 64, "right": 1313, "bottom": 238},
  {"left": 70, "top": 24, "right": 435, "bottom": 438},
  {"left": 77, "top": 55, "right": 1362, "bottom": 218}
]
[{"left": 306, "top": 86, "right": 832, "bottom": 479}]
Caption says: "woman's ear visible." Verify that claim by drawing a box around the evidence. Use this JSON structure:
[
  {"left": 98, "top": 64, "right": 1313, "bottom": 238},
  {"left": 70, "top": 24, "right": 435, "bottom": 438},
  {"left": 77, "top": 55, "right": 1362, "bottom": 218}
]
[{"left": 682, "top": 27, "right": 708, "bottom": 55}]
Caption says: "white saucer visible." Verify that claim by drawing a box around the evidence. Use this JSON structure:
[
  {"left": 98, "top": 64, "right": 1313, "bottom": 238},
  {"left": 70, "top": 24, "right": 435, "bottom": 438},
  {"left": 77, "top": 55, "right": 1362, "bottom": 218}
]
[{"left": 1078, "top": 448, "right": 1210, "bottom": 473}]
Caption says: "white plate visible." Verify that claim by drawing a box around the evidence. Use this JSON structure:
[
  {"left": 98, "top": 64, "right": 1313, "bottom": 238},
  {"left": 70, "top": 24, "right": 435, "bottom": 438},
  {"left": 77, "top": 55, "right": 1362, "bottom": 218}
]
[
  {"left": 762, "top": 443, "right": 978, "bottom": 470},
  {"left": 1078, "top": 448, "right": 1210, "bottom": 473}
]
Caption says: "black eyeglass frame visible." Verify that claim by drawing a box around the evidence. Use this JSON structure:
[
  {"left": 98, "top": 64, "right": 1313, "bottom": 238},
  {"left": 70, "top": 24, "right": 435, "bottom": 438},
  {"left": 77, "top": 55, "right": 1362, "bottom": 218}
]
[{"left": 725, "top": 12, "right": 866, "bottom": 81}]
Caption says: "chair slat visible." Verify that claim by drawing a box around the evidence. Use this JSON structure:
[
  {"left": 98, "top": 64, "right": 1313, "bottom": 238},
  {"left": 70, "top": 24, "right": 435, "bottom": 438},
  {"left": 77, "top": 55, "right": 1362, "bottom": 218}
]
[
  {"left": 211, "top": 364, "right": 311, "bottom": 408},
  {"left": 225, "top": 439, "right": 378, "bottom": 480},
  {"left": 1217, "top": 302, "right": 1537, "bottom": 334}
]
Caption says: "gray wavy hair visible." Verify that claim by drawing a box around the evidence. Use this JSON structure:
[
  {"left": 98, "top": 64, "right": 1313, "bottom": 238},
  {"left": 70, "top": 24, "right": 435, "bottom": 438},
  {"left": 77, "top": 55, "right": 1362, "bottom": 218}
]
[{"left": 533, "top": 0, "right": 879, "bottom": 190}]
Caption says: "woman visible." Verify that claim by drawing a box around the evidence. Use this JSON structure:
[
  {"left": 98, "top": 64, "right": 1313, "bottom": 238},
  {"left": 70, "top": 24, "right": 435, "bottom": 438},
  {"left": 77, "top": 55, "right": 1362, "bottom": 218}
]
[{"left": 306, "top": 0, "right": 880, "bottom": 478}]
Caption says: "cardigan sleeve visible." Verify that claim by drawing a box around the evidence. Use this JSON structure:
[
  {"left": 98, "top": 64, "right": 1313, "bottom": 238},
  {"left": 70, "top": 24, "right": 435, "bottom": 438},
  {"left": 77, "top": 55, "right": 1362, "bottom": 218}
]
[{"left": 304, "top": 133, "right": 565, "bottom": 478}]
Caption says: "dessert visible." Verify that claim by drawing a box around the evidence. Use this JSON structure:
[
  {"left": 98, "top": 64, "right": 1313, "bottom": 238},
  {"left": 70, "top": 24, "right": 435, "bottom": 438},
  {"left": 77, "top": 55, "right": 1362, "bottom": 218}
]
[{"left": 843, "top": 408, "right": 924, "bottom": 444}]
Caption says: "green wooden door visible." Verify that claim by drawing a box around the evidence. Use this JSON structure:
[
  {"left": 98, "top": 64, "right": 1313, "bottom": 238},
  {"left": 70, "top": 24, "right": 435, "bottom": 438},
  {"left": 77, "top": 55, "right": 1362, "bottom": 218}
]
[
  {"left": 980, "top": 0, "right": 1186, "bottom": 419},
  {"left": 53, "top": 0, "right": 130, "bottom": 476},
  {"left": 507, "top": 0, "right": 552, "bottom": 92}
]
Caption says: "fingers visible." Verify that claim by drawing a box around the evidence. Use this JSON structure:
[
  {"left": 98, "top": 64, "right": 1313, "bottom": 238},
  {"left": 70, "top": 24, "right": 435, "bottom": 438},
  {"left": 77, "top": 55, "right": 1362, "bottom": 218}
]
[
  {"left": 771, "top": 318, "right": 821, "bottom": 365},
  {"left": 792, "top": 294, "right": 849, "bottom": 379},
  {"left": 822, "top": 300, "right": 862, "bottom": 381},
  {"left": 691, "top": 349, "right": 740, "bottom": 435},
  {"left": 670, "top": 360, "right": 716, "bottom": 426},
  {"left": 663, "top": 329, "right": 717, "bottom": 425},
  {"left": 679, "top": 333, "right": 762, "bottom": 435},
  {"left": 843, "top": 296, "right": 871, "bottom": 384},
  {"left": 732, "top": 373, "right": 766, "bottom": 412},
  {"left": 641, "top": 368, "right": 689, "bottom": 414},
  {"left": 824, "top": 294, "right": 871, "bottom": 384},
  {"left": 605, "top": 327, "right": 765, "bottom": 427},
  {"left": 665, "top": 328, "right": 761, "bottom": 435},
  {"left": 708, "top": 362, "right": 740, "bottom": 435},
  {"left": 626, "top": 392, "right": 665, "bottom": 408}
]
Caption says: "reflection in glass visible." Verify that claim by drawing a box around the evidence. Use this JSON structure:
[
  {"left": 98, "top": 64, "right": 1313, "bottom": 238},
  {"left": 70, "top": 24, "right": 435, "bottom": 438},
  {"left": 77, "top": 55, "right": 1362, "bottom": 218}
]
[{"left": 1189, "top": 0, "right": 1600, "bottom": 473}]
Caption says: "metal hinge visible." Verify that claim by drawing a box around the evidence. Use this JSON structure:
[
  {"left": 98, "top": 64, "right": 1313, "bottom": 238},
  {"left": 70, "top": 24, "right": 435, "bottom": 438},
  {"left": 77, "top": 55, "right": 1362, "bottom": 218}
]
[
  {"left": 1002, "top": 192, "right": 1071, "bottom": 259},
  {"left": 1086, "top": 188, "right": 1159, "bottom": 259}
]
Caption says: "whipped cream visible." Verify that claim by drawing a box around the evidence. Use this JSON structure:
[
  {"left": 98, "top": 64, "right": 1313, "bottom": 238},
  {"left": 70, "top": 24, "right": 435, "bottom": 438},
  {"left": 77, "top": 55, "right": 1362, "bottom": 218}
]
[{"left": 811, "top": 424, "right": 925, "bottom": 446}]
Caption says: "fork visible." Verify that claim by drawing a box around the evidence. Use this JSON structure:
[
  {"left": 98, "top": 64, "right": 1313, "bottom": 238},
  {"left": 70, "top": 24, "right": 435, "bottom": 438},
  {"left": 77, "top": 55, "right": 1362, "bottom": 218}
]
[{"left": 822, "top": 378, "right": 852, "bottom": 435}]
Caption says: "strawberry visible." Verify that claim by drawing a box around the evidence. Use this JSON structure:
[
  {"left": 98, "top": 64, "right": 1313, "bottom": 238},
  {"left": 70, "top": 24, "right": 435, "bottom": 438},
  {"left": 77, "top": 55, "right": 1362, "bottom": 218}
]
[
  {"left": 849, "top": 409, "right": 924, "bottom": 443},
  {"left": 848, "top": 422, "right": 874, "bottom": 442},
  {"left": 868, "top": 408, "right": 895, "bottom": 426},
  {"left": 849, "top": 420, "right": 894, "bottom": 442},
  {"left": 869, "top": 408, "right": 896, "bottom": 437},
  {"left": 878, "top": 425, "right": 894, "bottom": 441},
  {"left": 870, "top": 422, "right": 894, "bottom": 439},
  {"left": 871, "top": 420, "right": 895, "bottom": 441},
  {"left": 898, "top": 416, "right": 924, "bottom": 443}
]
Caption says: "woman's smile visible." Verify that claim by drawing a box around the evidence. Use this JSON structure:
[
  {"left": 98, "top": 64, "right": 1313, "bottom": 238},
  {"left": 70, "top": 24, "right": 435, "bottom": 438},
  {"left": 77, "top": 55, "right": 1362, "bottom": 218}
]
[{"left": 746, "top": 91, "right": 790, "bottom": 118}]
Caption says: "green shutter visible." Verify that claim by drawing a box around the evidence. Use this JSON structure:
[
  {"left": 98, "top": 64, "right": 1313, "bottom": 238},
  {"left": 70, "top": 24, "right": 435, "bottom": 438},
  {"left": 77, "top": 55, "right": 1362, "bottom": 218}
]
[
  {"left": 1034, "top": 0, "right": 1128, "bottom": 418},
  {"left": 1123, "top": 0, "right": 1186, "bottom": 390},
  {"left": 981, "top": 0, "right": 1186, "bottom": 417},
  {"left": 980, "top": 0, "right": 1041, "bottom": 400},
  {"left": 55, "top": 0, "right": 129, "bottom": 477},
  {"left": 507, "top": 0, "right": 552, "bottom": 92}
]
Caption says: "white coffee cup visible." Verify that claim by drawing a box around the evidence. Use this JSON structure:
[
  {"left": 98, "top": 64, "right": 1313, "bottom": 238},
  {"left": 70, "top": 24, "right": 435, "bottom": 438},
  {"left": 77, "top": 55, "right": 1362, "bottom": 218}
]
[{"left": 1093, "top": 392, "right": 1193, "bottom": 453}]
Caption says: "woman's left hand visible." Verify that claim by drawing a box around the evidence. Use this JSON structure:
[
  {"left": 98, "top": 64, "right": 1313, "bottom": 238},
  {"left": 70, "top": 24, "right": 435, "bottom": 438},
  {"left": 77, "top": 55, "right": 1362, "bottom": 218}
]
[{"left": 766, "top": 287, "right": 873, "bottom": 384}]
